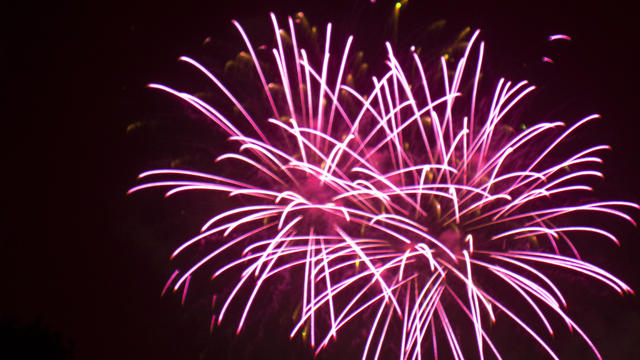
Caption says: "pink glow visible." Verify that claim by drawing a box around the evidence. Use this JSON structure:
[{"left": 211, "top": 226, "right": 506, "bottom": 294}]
[
  {"left": 548, "top": 34, "right": 572, "bottom": 41},
  {"left": 161, "top": 270, "right": 179, "bottom": 296},
  {"left": 131, "top": 14, "right": 637, "bottom": 360},
  {"left": 181, "top": 276, "right": 191, "bottom": 305}
]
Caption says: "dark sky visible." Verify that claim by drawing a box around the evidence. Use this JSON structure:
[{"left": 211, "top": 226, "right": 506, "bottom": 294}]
[{"left": 4, "top": 0, "right": 640, "bottom": 359}]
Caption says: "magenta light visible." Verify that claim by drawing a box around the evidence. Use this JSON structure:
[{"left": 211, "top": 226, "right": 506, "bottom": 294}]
[
  {"left": 131, "top": 13, "right": 637, "bottom": 360},
  {"left": 548, "top": 34, "right": 572, "bottom": 41}
]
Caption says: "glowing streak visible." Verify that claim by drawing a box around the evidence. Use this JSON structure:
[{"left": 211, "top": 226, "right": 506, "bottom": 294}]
[
  {"left": 334, "top": 227, "right": 402, "bottom": 315},
  {"left": 464, "top": 250, "right": 484, "bottom": 359},
  {"left": 548, "top": 34, "right": 572, "bottom": 41},
  {"left": 181, "top": 276, "right": 191, "bottom": 305},
  {"left": 179, "top": 56, "right": 268, "bottom": 143},
  {"left": 319, "top": 235, "right": 337, "bottom": 339},
  {"left": 161, "top": 270, "right": 179, "bottom": 296},
  {"left": 232, "top": 18, "right": 280, "bottom": 120}
]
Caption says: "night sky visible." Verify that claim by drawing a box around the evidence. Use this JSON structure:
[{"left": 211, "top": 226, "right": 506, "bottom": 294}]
[{"left": 4, "top": 0, "right": 640, "bottom": 359}]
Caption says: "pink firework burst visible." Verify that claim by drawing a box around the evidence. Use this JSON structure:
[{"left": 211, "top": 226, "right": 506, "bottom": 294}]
[{"left": 129, "top": 13, "right": 638, "bottom": 360}]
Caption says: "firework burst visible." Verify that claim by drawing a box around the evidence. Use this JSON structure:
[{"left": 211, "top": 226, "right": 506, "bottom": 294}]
[{"left": 130, "top": 12, "right": 637, "bottom": 360}]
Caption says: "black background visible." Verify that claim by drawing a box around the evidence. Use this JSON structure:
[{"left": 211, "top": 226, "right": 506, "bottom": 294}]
[{"left": 4, "top": 0, "right": 640, "bottom": 359}]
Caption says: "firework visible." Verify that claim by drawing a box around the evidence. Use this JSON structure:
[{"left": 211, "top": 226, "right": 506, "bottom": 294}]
[{"left": 130, "top": 13, "right": 637, "bottom": 360}]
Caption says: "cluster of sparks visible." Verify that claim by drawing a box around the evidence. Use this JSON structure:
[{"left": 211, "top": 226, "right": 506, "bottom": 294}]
[{"left": 130, "top": 13, "right": 637, "bottom": 360}]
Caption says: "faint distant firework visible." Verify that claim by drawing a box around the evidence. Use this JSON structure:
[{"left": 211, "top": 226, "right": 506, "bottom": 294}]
[{"left": 130, "top": 12, "right": 637, "bottom": 360}]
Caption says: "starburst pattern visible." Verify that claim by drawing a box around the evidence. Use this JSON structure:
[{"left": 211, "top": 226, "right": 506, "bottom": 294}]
[{"left": 130, "top": 13, "right": 637, "bottom": 359}]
